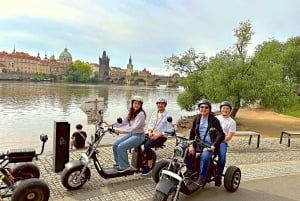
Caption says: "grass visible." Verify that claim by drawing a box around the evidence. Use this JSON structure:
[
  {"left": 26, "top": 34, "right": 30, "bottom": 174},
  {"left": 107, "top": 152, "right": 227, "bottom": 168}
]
[{"left": 283, "top": 102, "right": 300, "bottom": 118}]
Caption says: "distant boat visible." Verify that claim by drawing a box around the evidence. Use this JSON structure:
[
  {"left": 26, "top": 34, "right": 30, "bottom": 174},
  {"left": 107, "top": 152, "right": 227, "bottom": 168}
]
[{"left": 30, "top": 78, "right": 54, "bottom": 82}]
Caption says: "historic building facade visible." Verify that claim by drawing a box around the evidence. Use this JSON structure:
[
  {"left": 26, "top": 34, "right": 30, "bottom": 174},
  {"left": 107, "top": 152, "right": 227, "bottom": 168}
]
[
  {"left": 0, "top": 48, "right": 172, "bottom": 85},
  {"left": 0, "top": 48, "right": 72, "bottom": 77}
]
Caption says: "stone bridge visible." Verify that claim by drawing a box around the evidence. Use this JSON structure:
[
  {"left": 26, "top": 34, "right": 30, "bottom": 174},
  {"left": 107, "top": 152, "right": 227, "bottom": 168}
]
[{"left": 109, "top": 75, "right": 179, "bottom": 87}]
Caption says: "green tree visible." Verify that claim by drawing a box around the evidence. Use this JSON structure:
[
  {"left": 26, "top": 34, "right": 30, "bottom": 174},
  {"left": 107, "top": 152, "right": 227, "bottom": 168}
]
[
  {"left": 164, "top": 48, "right": 207, "bottom": 76},
  {"left": 133, "top": 71, "right": 139, "bottom": 76},
  {"left": 282, "top": 36, "right": 300, "bottom": 82},
  {"left": 201, "top": 50, "right": 245, "bottom": 117},
  {"left": 177, "top": 70, "right": 205, "bottom": 110},
  {"left": 33, "top": 72, "right": 47, "bottom": 79},
  {"left": 251, "top": 39, "right": 298, "bottom": 111},
  {"left": 170, "top": 20, "right": 298, "bottom": 117},
  {"left": 65, "top": 60, "right": 93, "bottom": 83},
  {"left": 2, "top": 68, "right": 8, "bottom": 73}
]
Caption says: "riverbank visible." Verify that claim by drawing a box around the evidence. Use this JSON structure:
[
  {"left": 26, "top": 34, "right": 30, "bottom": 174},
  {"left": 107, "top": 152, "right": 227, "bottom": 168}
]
[{"left": 176, "top": 108, "right": 300, "bottom": 137}]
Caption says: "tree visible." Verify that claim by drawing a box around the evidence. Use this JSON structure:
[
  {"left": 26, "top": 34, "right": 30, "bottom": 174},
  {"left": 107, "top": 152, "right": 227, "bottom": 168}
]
[
  {"left": 251, "top": 39, "right": 298, "bottom": 111},
  {"left": 65, "top": 60, "right": 93, "bottom": 83},
  {"left": 2, "top": 68, "right": 8, "bottom": 73},
  {"left": 133, "top": 71, "right": 139, "bottom": 76},
  {"left": 171, "top": 20, "right": 298, "bottom": 118},
  {"left": 33, "top": 72, "right": 47, "bottom": 79},
  {"left": 164, "top": 48, "right": 207, "bottom": 76},
  {"left": 282, "top": 36, "right": 300, "bottom": 83},
  {"left": 201, "top": 50, "right": 245, "bottom": 117},
  {"left": 234, "top": 20, "right": 254, "bottom": 61},
  {"left": 177, "top": 70, "right": 205, "bottom": 110}
]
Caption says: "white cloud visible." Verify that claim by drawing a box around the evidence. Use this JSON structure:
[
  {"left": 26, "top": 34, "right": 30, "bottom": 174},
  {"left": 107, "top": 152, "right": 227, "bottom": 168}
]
[{"left": 0, "top": 0, "right": 299, "bottom": 74}]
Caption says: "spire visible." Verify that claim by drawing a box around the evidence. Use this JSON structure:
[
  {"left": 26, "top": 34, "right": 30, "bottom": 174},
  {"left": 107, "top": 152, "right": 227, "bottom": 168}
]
[
  {"left": 129, "top": 56, "right": 132, "bottom": 64},
  {"left": 102, "top": 50, "right": 106, "bottom": 58}
]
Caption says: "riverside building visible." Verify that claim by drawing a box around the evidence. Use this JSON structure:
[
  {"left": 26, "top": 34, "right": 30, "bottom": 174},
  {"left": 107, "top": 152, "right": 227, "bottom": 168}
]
[{"left": 0, "top": 48, "right": 72, "bottom": 79}]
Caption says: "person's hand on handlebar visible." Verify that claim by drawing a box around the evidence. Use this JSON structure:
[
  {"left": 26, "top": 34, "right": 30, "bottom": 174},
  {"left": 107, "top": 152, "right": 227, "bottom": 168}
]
[
  {"left": 115, "top": 129, "right": 123, "bottom": 135},
  {"left": 203, "top": 145, "right": 215, "bottom": 152},
  {"left": 104, "top": 122, "right": 112, "bottom": 127},
  {"left": 188, "top": 144, "right": 195, "bottom": 155}
]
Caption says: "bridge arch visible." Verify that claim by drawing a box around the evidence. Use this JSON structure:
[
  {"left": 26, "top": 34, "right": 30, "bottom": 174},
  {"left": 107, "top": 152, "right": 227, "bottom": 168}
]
[
  {"left": 150, "top": 79, "right": 167, "bottom": 86},
  {"left": 108, "top": 74, "right": 179, "bottom": 87},
  {"left": 134, "top": 78, "right": 147, "bottom": 85}
]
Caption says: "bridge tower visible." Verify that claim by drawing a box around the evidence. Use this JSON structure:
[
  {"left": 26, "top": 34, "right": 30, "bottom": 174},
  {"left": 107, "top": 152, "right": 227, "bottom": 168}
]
[
  {"left": 126, "top": 56, "right": 133, "bottom": 76},
  {"left": 99, "top": 50, "right": 110, "bottom": 81}
]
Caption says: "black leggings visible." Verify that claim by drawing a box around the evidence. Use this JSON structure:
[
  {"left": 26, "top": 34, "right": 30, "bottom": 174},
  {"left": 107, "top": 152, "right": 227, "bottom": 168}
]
[{"left": 143, "top": 137, "right": 167, "bottom": 160}]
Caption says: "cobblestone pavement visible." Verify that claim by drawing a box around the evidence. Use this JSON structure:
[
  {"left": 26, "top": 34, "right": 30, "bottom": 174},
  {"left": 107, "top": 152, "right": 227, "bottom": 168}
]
[{"left": 8, "top": 137, "right": 300, "bottom": 201}]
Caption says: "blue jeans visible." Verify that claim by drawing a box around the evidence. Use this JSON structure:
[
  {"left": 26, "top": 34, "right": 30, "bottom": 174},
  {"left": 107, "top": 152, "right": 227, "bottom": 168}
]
[
  {"left": 185, "top": 144, "right": 213, "bottom": 179},
  {"left": 217, "top": 142, "right": 227, "bottom": 176},
  {"left": 199, "top": 150, "right": 213, "bottom": 179},
  {"left": 113, "top": 133, "right": 145, "bottom": 169}
]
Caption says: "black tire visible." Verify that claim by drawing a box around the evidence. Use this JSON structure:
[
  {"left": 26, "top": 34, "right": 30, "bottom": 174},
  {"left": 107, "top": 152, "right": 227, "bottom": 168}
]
[
  {"left": 11, "top": 178, "right": 50, "bottom": 201},
  {"left": 152, "top": 160, "right": 169, "bottom": 183},
  {"left": 61, "top": 165, "right": 88, "bottom": 190},
  {"left": 224, "top": 166, "right": 241, "bottom": 192},
  {"left": 152, "top": 150, "right": 157, "bottom": 168},
  {"left": 153, "top": 190, "right": 177, "bottom": 201},
  {"left": 12, "top": 163, "right": 40, "bottom": 181}
]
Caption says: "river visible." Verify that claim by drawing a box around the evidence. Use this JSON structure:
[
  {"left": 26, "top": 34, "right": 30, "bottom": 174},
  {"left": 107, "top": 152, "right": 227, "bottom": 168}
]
[{"left": 0, "top": 81, "right": 204, "bottom": 155}]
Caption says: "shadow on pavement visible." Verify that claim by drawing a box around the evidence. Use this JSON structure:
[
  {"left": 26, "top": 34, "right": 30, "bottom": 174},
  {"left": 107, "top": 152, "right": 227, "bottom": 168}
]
[{"left": 179, "top": 174, "right": 300, "bottom": 201}]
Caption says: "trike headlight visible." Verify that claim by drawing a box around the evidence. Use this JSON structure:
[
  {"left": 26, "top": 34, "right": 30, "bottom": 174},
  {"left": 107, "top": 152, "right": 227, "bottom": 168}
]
[{"left": 173, "top": 146, "right": 183, "bottom": 157}]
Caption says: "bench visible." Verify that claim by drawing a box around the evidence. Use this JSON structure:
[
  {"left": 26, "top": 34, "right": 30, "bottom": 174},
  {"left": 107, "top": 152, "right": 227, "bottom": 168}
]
[
  {"left": 235, "top": 131, "right": 261, "bottom": 148},
  {"left": 279, "top": 131, "right": 300, "bottom": 147}
]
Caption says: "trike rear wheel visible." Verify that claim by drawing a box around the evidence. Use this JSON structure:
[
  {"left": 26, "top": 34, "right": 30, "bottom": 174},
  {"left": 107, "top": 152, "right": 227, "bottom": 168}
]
[{"left": 224, "top": 166, "right": 241, "bottom": 192}]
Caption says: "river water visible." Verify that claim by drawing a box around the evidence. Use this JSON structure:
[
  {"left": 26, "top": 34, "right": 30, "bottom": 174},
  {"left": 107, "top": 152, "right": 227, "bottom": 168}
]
[{"left": 0, "top": 81, "right": 207, "bottom": 155}]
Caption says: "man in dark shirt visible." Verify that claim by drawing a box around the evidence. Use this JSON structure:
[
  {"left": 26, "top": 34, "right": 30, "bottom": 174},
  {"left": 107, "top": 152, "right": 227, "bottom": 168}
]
[{"left": 71, "top": 124, "right": 87, "bottom": 149}]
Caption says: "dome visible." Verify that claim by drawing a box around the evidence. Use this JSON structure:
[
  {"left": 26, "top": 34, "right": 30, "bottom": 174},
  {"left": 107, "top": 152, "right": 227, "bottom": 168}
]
[{"left": 59, "top": 48, "right": 72, "bottom": 58}]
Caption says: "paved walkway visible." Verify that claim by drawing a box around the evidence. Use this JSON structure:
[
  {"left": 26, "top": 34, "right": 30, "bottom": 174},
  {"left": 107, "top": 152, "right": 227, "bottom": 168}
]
[{"left": 23, "top": 138, "right": 300, "bottom": 201}]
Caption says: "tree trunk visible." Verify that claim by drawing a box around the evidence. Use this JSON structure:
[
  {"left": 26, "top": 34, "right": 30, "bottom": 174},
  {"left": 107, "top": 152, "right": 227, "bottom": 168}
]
[{"left": 231, "top": 107, "right": 239, "bottom": 119}]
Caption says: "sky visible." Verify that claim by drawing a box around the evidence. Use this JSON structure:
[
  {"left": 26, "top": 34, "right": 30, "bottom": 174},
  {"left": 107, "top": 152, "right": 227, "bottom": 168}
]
[{"left": 1, "top": 0, "right": 299, "bottom": 75}]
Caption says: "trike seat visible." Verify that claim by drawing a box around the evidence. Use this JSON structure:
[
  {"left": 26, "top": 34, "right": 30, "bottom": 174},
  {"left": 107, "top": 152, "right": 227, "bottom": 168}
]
[
  {"left": 154, "top": 143, "right": 166, "bottom": 150},
  {"left": 7, "top": 148, "right": 36, "bottom": 163}
]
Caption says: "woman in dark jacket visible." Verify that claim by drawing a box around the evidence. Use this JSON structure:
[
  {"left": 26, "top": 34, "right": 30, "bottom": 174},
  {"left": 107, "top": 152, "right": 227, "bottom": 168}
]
[{"left": 186, "top": 99, "right": 225, "bottom": 187}]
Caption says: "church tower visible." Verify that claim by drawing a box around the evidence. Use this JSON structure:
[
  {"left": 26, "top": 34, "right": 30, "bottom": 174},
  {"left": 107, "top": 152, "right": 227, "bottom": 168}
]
[
  {"left": 126, "top": 56, "right": 133, "bottom": 76},
  {"left": 99, "top": 50, "right": 110, "bottom": 81}
]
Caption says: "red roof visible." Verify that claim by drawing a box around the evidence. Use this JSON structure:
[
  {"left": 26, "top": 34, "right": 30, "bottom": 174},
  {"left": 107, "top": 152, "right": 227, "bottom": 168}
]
[{"left": 0, "top": 51, "right": 40, "bottom": 61}]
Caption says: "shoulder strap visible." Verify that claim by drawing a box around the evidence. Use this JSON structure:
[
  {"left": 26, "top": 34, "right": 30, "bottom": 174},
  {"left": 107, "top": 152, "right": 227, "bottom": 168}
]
[
  {"left": 202, "top": 115, "right": 213, "bottom": 142},
  {"left": 196, "top": 114, "right": 201, "bottom": 126},
  {"left": 78, "top": 132, "right": 86, "bottom": 140}
]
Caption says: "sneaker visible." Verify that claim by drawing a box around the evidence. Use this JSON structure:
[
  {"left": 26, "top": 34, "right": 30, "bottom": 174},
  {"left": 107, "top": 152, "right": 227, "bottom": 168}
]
[
  {"left": 195, "top": 178, "right": 206, "bottom": 187},
  {"left": 215, "top": 176, "right": 222, "bottom": 187},
  {"left": 117, "top": 166, "right": 137, "bottom": 172},
  {"left": 141, "top": 167, "right": 152, "bottom": 175}
]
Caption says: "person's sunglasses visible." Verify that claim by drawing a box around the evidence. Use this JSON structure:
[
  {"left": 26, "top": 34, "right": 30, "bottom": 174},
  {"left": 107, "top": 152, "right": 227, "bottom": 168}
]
[{"left": 200, "top": 106, "right": 209, "bottom": 109}]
